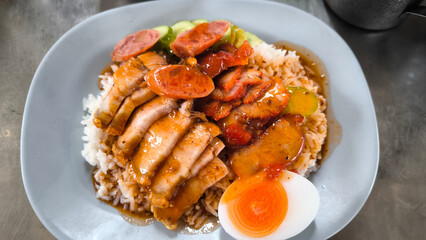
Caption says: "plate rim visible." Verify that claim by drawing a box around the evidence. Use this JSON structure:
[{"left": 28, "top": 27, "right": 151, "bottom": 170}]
[{"left": 20, "top": 0, "right": 380, "bottom": 239}]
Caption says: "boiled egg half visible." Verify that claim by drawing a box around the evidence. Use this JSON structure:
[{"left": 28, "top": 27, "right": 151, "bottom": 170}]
[{"left": 218, "top": 170, "right": 319, "bottom": 239}]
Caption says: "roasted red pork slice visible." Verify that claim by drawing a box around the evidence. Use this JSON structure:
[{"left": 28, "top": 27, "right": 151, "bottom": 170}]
[
  {"left": 199, "top": 100, "right": 242, "bottom": 121},
  {"left": 197, "top": 41, "right": 253, "bottom": 78},
  {"left": 130, "top": 101, "right": 195, "bottom": 186},
  {"left": 216, "top": 66, "right": 242, "bottom": 91},
  {"left": 152, "top": 157, "right": 228, "bottom": 230},
  {"left": 210, "top": 68, "right": 263, "bottom": 102},
  {"left": 243, "top": 78, "right": 272, "bottom": 104},
  {"left": 112, "top": 97, "right": 178, "bottom": 163},
  {"left": 149, "top": 122, "right": 221, "bottom": 208},
  {"left": 230, "top": 77, "right": 289, "bottom": 119},
  {"left": 230, "top": 117, "right": 305, "bottom": 178},
  {"left": 220, "top": 77, "right": 290, "bottom": 146}
]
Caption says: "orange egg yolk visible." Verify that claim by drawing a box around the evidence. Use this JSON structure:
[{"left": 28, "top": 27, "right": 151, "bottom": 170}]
[{"left": 222, "top": 177, "right": 288, "bottom": 237}]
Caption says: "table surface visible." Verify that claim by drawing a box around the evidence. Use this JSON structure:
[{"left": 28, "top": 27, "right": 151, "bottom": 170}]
[{"left": 1, "top": 0, "right": 425, "bottom": 239}]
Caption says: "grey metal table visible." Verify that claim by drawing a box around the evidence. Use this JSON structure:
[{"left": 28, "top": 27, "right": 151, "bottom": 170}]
[{"left": 1, "top": 0, "right": 425, "bottom": 239}]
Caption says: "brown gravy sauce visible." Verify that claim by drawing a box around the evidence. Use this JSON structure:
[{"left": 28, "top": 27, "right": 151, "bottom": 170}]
[
  {"left": 91, "top": 169, "right": 155, "bottom": 226},
  {"left": 175, "top": 217, "right": 221, "bottom": 235},
  {"left": 92, "top": 41, "right": 342, "bottom": 233},
  {"left": 91, "top": 168, "right": 219, "bottom": 233},
  {"left": 274, "top": 41, "right": 342, "bottom": 163},
  {"left": 98, "top": 61, "right": 116, "bottom": 90}
]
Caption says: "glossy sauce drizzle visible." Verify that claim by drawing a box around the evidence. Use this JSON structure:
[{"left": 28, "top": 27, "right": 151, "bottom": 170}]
[{"left": 91, "top": 169, "right": 155, "bottom": 226}]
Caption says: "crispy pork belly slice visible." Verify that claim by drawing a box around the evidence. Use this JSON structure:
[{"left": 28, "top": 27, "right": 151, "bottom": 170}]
[
  {"left": 149, "top": 122, "right": 221, "bottom": 208},
  {"left": 131, "top": 83, "right": 158, "bottom": 106},
  {"left": 106, "top": 86, "right": 157, "bottom": 135},
  {"left": 106, "top": 97, "right": 135, "bottom": 136},
  {"left": 152, "top": 157, "right": 228, "bottom": 230},
  {"left": 112, "top": 97, "right": 178, "bottom": 163},
  {"left": 137, "top": 51, "right": 167, "bottom": 71},
  {"left": 130, "top": 101, "right": 194, "bottom": 186},
  {"left": 189, "top": 138, "right": 225, "bottom": 177},
  {"left": 93, "top": 58, "right": 148, "bottom": 129}
]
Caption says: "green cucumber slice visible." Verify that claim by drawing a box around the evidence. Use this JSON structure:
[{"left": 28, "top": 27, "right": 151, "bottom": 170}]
[
  {"left": 244, "top": 31, "right": 263, "bottom": 47},
  {"left": 282, "top": 86, "right": 319, "bottom": 116},
  {"left": 192, "top": 18, "right": 209, "bottom": 25},
  {"left": 152, "top": 25, "right": 174, "bottom": 52},
  {"left": 213, "top": 20, "right": 232, "bottom": 47},
  {"left": 232, "top": 25, "right": 247, "bottom": 48},
  {"left": 171, "top": 20, "right": 196, "bottom": 35},
  {"left": 153, "top": 25, "right": 172, "bottom": 38},
  {"left": 229, "top": 25, "right": 237, "bottom": 46}
]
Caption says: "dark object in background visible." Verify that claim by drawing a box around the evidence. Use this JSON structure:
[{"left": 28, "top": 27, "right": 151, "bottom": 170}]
[{"left": 324, "top": 0, "right": 426, "bottom": 30}]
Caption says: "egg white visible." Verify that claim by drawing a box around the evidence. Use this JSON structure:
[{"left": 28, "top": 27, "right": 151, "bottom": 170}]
[{"left": 218, "top": 171, "right": 320, "bottom": 240}]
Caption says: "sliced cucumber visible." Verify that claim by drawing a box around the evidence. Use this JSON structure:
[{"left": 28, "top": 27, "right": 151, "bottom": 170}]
[
  {"left": 213, "top": 20, "right": 232, "bottom": 47},
  {"left": 244, "top": 31, "right": 262, "bottom": 47},
  {"left": 229, "top": 25, "right": 237, "bottom": 46},
  {"left": 220, "top": 21, "right": 232, "bottom": 42},
  {"left": 282, "top": 86, "right": 319, "bottom": 117},
  {"left": 192, "top": 18, "right": 209, "bottom": 25},
  {"left": 153, "top": 25, "right": 172, "bottom": 38},
  {"left": 152, "top": 25, "right": 174, "bottom": 52},
  {"left": 232, "top": 25, "right": 247, "bottom": 48},
  {"left": 171, "top": 20, "right": 195, "bottom": 35}
]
